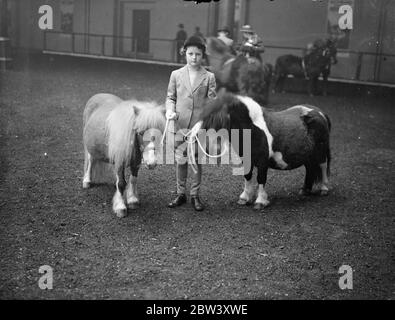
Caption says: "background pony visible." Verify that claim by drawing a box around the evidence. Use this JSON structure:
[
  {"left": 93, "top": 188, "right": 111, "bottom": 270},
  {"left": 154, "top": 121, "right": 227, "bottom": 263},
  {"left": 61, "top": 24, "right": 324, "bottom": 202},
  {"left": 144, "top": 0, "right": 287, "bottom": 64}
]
[
  {"left": 83, "top": 93, "right": 166, "bottom": 218},
  {"left": 198, "top": 92, "right": 332, "bottom": 210},
  {"left": 205, "top": 36, "right": 273, "bottom": 106},
  {"left": 274, "top": 38, "right": 337, "bottom": 96}
]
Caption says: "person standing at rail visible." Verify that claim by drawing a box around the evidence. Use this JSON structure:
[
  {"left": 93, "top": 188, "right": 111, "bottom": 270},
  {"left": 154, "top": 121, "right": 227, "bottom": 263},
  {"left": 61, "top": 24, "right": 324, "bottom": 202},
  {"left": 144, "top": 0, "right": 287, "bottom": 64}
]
[
  {"left": 165, "top": 35, "right": 217, "bottom": 211},
  {"left": 175, "top": 23, "right": 187, "bottom": 63}
]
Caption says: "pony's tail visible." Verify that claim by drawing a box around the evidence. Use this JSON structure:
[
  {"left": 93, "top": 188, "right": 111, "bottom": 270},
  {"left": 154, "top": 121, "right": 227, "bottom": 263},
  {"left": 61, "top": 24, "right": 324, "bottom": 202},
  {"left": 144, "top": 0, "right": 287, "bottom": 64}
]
[
  {"left": 312, "top": 139, "right": 331, "bottom": 182},
  {"left": 311, "top": 163, "right": 322, "bottom": 185},
  {"left": 307, "top": 112, "right": 332, "bottom": 184}
]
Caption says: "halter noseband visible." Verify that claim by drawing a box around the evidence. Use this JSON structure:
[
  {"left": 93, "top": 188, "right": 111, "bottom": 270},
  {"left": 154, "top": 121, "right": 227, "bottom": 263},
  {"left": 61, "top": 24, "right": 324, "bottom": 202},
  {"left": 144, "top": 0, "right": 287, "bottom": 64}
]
[{"left": 136, "top": 130, "right": 156, "bottom": 153}]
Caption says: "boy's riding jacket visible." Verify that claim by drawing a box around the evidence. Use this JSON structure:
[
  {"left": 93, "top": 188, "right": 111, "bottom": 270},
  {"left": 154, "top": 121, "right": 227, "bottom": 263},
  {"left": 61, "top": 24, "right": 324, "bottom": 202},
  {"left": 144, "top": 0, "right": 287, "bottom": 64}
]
[{"left": 165, "top": 65, "right": 217, "bottom": 133}]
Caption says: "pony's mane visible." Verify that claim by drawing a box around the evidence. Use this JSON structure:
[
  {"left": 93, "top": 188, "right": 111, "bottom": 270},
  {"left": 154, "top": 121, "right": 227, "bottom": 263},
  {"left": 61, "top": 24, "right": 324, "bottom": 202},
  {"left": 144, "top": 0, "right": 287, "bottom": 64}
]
[
  {"left": 200, "top": 93, "right": 238, "bottom": 131},
  {"left": 106, "top": 99, "right": 165, "bottom": 169},
  {"left": 132, "top": 100, "right": 166, "bottom": 133},
  {"left": 201, "top": 92, "right": 274, "bottom": 156}
]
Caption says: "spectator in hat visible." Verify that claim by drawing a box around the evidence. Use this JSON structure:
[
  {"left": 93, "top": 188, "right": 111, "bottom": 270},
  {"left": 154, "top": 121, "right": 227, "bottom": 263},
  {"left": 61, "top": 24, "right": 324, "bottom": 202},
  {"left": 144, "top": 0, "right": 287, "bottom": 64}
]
[
  {"left": 217, "top": 26, "right": 235, "bottom": 53},
  {"left": 236, "top": 24, "right": 265, "bottom": 62},
  {"left": 165, "top": 35, "right": 217, "bottom": 212},
  {"left": 175, "top": 23, "right": 187, "bottom": 63}
]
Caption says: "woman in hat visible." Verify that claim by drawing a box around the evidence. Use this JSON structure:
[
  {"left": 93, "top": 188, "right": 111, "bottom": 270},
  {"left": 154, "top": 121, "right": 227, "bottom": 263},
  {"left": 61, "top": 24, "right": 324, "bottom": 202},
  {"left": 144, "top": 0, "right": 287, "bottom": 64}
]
[
  {"left": 237, "top": 24, "right": 265, "bottom": 62},
  {"left": 165, "top": 35, "right": 217, "bottom": 211}
]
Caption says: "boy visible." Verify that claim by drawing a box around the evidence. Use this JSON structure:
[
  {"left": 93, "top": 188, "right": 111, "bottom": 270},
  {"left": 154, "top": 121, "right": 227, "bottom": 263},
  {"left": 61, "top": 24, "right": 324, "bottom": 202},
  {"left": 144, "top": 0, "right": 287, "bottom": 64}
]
[{"left": 165, "top": 36, "right": 217, "bottom": 211}]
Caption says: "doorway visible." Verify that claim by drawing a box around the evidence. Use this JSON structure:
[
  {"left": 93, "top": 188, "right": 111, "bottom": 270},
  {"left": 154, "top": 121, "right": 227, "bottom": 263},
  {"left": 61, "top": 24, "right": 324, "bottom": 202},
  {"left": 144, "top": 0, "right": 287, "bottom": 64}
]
[
  {"left": 132, "top": 9, "right": 150, "bottom": 53},
  {"left": 118, "top": 2, "right": 151, "bottom": 57}
]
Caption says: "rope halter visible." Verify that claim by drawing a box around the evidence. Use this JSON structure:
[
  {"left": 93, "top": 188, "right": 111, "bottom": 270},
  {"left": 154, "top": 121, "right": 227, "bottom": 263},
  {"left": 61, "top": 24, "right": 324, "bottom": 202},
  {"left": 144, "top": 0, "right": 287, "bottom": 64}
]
[{"left": 161, "top": 120, "right": 229, "bottom": 173}]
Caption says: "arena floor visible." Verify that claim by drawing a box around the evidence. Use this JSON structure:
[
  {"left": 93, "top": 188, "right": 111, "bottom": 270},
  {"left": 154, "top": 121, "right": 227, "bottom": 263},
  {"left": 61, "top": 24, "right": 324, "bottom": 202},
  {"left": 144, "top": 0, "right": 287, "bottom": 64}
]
[{"left": 0, "top": 54, "right": 394, "bottom": 299}]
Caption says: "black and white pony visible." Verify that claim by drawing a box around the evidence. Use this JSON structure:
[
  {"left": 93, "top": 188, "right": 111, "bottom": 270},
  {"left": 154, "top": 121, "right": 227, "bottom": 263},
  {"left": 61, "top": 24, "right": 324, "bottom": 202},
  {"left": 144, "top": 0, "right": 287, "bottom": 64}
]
[
  {"left": 205, "top": 36, "right": 273, "bottom": 106},
  {"left": 82, "top": 93, "right": 166, "bottom": 217},
  {"left": 193, "top": 92, "right": 332, "bottom": 210},
  {"left": 274, "top": 38, "right": 338, "bottom": 96}
]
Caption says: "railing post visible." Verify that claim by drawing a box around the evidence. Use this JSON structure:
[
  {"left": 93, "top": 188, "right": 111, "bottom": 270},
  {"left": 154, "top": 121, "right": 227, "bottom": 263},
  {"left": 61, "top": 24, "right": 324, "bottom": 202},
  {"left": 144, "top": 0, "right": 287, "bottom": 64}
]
[
  {"left": 173, "top": 39, "right": 176, "bottom": 63},
  {"left": 43, "top": 31, "right": 47, "bottom": 50},
  {"left": 134, "top": 38, "right": 137, "bottom": 58},
  {"left": 71, "top": 33, "right": 75, "bottom": 53},
  {"left": 102, "top": 35, "right": 105, "bottom": 56},
  {"left": 355, "top": 52, "right": 363, "bottom": 81}
]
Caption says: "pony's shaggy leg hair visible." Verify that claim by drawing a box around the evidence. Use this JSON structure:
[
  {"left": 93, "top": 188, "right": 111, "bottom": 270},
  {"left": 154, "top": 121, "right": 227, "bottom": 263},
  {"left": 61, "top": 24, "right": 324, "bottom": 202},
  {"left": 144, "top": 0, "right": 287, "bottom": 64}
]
[
  {"left": 238, "top": 170, "right": 256, "bottom": 205},
  {"left": 82, "top": 149, "right": 92, "bottom": 188},
  {"left": 254, "top": 185, "right": 270, "bottom": 210},
  {"left": 113, "top": 167, "right": 127, "bottom": 218},
  {"left": 126, "top": 175, "right": 140, "bottom": 209},
  {"left": 319, "top": 162, "right": 329, "bottom": 196},
  {"left": 254, "top": 165, "right": 270, "bottom": 210}
]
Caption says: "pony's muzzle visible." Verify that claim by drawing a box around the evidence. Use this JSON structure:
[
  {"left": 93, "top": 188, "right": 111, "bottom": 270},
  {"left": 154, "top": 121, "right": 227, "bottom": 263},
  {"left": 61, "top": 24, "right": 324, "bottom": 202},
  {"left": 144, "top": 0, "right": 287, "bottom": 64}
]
[
  {"left": 142, "top": 141, "right": 157, "bottom": 169},
  {"left": 144, "top": 162, "right": 157, "bottom": 170}
]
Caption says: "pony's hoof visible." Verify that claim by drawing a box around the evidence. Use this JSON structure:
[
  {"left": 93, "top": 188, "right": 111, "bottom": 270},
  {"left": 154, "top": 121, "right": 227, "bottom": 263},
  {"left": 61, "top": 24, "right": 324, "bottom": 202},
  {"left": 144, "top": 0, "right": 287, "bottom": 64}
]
[
  {"left": 115, "top": 209, "right": 127, "bottom": 218},
  {"left": 299, "top": 188, "right": 312, "bottom": 196},
  {"left": 237, "top": 198, "right": 252, "bottom": 206},
  {"left": 128, "top": 202, "right": 140, "bottom": 210},
  {"left": 82, "top": 181, "right": 90, "bottom": 189},
  {"left": 319, "top": 189, "right": 329, "bottom": 196},
  {"left": 254, "top": 201, "right": 270, "bottom": 210}
]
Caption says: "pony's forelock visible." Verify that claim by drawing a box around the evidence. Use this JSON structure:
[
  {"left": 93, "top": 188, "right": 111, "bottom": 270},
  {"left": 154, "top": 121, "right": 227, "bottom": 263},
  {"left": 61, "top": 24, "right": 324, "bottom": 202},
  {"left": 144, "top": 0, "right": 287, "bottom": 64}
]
[
  {"left": 106, "top": 101, "right": 137, "bottom": 169},
  {"left": 133, "top": 101, "right": 166, "bottom": 133},
  {"left": 106, "top": 99, "right": 165, "bottom": 169}
]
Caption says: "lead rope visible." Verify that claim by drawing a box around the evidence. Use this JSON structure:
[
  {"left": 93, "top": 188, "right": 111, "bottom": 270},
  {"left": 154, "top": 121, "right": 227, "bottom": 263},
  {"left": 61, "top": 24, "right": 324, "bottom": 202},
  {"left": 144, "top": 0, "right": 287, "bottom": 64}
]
[
  {"left": 183, "top": 122, "right": 228, "bottom": 174},
  {"left": 160, "top": 117, "right": 170, "bottom": 146}
]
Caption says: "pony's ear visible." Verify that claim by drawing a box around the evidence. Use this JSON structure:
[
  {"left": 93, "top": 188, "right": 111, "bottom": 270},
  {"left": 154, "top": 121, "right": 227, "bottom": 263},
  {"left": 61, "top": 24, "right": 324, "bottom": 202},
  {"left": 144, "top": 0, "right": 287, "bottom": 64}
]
[{"left": 132, "top": 105, "right": 140, "bottom": 116}]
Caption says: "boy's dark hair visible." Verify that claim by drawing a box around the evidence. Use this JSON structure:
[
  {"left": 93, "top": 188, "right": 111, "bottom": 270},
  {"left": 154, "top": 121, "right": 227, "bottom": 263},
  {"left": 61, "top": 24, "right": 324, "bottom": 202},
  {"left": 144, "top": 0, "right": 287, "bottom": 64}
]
[{"left": 182, "top": 35, "right": 206, "bottom": 55}]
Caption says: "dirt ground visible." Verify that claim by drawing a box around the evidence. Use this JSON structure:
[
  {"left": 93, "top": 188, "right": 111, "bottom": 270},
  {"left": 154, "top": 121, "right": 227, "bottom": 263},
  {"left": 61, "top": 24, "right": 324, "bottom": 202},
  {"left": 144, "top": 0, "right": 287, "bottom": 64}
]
[{"left": 0, "top": 54, "right": 394, "bottom": 299}]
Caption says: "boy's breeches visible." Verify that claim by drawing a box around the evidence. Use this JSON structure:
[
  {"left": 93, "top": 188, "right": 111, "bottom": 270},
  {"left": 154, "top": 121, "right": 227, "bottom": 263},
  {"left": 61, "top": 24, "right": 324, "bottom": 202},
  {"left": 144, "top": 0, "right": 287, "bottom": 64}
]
[{"left": 166, "top": 131, "right": 202, "bottom": 196}]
